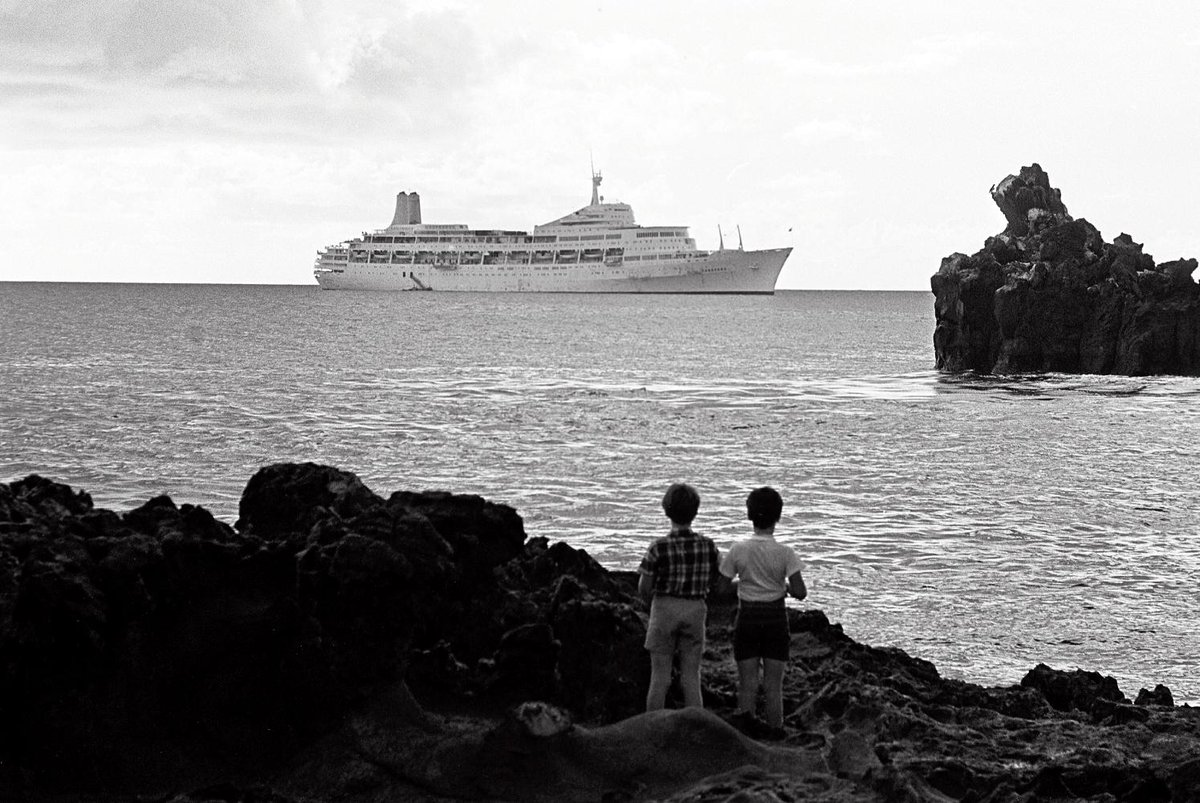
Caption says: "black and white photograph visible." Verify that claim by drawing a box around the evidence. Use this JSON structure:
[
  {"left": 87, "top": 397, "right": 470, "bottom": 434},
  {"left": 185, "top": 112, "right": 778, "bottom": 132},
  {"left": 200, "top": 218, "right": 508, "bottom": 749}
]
[{"left": 2, "top": 1, "right": 1199, "bottom": 800}]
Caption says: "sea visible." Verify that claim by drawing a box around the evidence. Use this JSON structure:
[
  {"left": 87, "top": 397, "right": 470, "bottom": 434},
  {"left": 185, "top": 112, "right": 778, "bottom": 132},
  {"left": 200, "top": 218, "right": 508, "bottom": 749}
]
[{"left": 2, "top": 282, "right": 1198, "bottom": 703}]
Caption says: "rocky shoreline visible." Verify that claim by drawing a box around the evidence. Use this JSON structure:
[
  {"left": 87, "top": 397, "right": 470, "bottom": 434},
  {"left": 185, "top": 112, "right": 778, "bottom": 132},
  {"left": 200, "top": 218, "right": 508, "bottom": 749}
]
[{"left": 2, "top": 463, "right": 1198, "bottom": 801}]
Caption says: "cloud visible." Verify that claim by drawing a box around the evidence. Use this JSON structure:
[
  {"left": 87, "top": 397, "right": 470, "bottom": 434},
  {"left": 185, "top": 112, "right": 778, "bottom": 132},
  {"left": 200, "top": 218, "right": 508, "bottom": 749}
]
[
  {"left": 746, "top": 31, "right": 994, "bottom": 79},
  {"left": 2, "top": 0, "right": 328, "bottom": 84},
  {"left": 343, "top": 14, "right": 480, "bottom": 96},
  {"left": 0, "top": 0, "right": 485, "bottom": 146},
  {"left": 786, "top": 119, "right": 880, "bottom": 145}
]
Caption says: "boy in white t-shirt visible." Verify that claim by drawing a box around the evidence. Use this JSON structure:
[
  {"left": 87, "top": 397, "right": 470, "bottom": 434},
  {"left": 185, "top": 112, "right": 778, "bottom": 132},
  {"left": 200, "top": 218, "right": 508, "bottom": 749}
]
[{"left": 719, "top": 486, "right": 806, "bottom": 734}]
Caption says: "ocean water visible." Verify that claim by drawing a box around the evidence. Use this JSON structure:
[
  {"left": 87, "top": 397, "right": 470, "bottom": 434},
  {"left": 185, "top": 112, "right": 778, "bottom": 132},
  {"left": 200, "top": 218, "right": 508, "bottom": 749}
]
[{"left": 2, "top": 282, "right": 1198, "bottom": 703}]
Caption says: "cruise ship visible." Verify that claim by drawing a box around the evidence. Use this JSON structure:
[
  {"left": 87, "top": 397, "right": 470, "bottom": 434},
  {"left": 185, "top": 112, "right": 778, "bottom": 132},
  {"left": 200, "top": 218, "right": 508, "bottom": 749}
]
[{"left": 313, "top": 171, "right": 791, "bottom": 293}]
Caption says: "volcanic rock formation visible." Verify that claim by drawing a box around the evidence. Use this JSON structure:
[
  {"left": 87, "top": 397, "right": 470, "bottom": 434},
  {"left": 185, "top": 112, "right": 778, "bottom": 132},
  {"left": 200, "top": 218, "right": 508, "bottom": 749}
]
[
  {"left": 932, "top": 164, "right": 1200, "bottom": 375},
  {"left": 2, "top": 464, "right": 1199, "bottom": 801}
]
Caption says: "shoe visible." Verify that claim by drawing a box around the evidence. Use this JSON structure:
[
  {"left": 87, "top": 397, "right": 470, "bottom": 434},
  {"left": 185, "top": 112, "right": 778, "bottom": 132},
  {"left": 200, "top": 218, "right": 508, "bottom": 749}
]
[{"left": 728, "top": 711, "right": 777, "bottom": 741}]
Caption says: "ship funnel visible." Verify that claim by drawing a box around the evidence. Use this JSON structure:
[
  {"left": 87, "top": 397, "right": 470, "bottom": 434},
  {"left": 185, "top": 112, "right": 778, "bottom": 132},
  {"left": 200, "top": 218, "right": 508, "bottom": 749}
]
[{"left": 390, "top": 191, "right": 423, "bottom": 226}]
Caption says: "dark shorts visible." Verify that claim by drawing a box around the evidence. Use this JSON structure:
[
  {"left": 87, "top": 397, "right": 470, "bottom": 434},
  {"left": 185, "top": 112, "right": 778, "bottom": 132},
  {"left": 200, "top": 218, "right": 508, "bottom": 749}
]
[{"left": 733, "top": 598, "right": 789, "bottom": 662}]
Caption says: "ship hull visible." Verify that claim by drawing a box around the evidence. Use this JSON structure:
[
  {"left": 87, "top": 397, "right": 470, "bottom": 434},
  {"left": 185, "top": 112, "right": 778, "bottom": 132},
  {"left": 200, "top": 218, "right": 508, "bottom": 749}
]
[{"left": 315, "top": 247, "right": 790, "bottom": 294}]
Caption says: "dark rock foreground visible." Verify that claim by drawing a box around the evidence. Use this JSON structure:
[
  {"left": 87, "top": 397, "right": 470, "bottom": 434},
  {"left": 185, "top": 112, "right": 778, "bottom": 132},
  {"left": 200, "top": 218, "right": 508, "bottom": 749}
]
[
  {"left": 932, "top": 164, "right": 1200, "bottom": 375},
  {"left": 2, "top": 463, "right": 1198, "bottom": 802}
]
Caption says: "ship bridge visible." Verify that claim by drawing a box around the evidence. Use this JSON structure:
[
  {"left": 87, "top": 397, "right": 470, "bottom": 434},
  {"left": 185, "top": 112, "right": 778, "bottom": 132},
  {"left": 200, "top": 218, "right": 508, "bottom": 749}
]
[
  {"left": 535, "top": 202, "right": 636, "bottom": 233},
  {"left": 534, "top": 168, "right": 638, "bottom": 233}
]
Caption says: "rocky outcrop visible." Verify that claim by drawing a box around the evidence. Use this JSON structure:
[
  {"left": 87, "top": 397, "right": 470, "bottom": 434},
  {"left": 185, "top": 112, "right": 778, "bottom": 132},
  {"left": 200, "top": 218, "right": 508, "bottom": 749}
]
[
  {"left": 3, "top": 464, "right": 1200, "bottom": 802},
  {"left": 932, "top": 164, "right": 1200, "bottom": 375},
  {"left": 0, "top": 464, "right": 646, "bottom": 795}
]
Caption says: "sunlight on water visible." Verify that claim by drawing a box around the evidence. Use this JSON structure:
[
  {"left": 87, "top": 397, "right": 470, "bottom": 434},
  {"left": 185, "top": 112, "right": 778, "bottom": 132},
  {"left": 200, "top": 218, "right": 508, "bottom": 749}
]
[{"left": 2, "top": 284, "right": 1198, "bottom": 703}]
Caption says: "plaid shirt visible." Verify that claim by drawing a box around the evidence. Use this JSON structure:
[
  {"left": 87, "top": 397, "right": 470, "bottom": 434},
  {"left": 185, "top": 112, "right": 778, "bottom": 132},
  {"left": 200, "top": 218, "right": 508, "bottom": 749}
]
[{"left": 638, "top": 528, "right": 720, "bottom": 599}]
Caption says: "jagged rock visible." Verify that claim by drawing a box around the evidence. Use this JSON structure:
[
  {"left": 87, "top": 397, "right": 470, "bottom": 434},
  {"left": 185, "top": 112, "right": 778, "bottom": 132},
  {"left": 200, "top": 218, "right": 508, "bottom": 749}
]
[
  {"left": 1136, "top": 684, "right": 1176, "bottom": 707},
  {"left": 990, "top": 163, "right": 1069, "bottom": 237},
  {"left": 0, "top": 465, "right": 655, "bottom": 795},
  {"left": 490, "top": 623, "right": 562, "bottom": 698},
  {"left": 235, "top": 462, "right": 384, "bottom": 538},
  {"left": 1020, "top": 663, "right": 1127, "bottom": 715},
  {"left": 387, "top": 489, "right": 526, "bottom": 582},
  {"left": 932, "top": 164, "right": 1200, "bottom": 375},
  {"left": 0, "top": 473, "right": 94, "bottom": 523},
  {"left": 828, "top": 730, "right": 883, "bottom": 780}
]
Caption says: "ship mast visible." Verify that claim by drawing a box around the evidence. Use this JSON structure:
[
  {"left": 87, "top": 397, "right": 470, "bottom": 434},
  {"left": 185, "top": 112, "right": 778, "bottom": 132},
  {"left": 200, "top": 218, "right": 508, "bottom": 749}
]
[{"left": 590, "top": 165, "right": 603, "bottom": 206}]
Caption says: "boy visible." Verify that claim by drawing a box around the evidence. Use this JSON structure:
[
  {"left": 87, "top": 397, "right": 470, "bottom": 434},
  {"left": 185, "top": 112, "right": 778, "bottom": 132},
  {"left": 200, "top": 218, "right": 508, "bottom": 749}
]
[
  {"left": 638, "top": 482, "right": 721, "bottom": 712},
  {"left": 719, "top": 486, "right": 806, "bottom": 734}
]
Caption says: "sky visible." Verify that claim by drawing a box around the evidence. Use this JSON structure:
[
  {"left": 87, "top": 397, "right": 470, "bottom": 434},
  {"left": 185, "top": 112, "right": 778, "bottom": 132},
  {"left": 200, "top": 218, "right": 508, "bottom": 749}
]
[{"left": 1, "top": 0, "right": 1198, "bottom": 290}]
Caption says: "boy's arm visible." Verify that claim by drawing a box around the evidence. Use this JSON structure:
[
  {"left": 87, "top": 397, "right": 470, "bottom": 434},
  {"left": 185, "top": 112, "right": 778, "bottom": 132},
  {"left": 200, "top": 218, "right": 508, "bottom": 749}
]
[
  {"left": 712, "top": 570, "right": 735, "bottom": 598},
  {"left": 711, "top": 544, "right": 735, "bottom": 599},
  {"left": 787, "top": 571, "right": 807, "bottom": 601},
  {"left": 638, "top": 571, "right": 655, "bottom": 604},
  {"left": 637, "top": 543, "right": 658, "bottom": 604}
]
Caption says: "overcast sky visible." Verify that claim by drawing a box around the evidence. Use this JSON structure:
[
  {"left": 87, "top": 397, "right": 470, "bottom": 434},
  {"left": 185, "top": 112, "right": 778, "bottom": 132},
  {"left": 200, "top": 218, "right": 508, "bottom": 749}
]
[{"left": 2, "top": 0, "right": 1197, "bottom": 290}]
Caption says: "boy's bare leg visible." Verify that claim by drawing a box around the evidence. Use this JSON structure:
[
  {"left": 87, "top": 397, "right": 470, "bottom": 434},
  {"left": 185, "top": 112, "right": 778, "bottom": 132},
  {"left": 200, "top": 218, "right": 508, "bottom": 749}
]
[
  {"left": 762, "top": 658, "right": 787, "bottom": 728},
  {"left": 736, "top": 658, "right": 761, "bottom": 716},
  {"left": 678, "top": 644, "right": 705, "bottom": 708},
  {"left": 646, "top": 651, "right": 673, "bottom": 711}
]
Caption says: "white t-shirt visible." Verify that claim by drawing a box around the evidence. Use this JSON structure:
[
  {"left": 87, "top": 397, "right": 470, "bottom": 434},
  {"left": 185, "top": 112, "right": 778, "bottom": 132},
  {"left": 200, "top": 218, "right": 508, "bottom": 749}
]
[{"left": 719, "top": 532, "right": 804, "bottom": 602}]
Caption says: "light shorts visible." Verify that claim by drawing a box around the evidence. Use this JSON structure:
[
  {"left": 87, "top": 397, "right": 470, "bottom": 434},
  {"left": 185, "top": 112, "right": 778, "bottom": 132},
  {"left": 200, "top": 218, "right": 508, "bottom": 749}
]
[{"left": 644, "top": 595, "right": 707, "bottom": 655}]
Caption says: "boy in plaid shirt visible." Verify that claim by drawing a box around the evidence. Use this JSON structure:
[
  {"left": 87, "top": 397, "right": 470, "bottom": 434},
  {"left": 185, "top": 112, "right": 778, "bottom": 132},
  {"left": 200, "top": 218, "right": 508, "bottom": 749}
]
[{"left": 638, "top": 482, "right": 721, "bottom": 711}]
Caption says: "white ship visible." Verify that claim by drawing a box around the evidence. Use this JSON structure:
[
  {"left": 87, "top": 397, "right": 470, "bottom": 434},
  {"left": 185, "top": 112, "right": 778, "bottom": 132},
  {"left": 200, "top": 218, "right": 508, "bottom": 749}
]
[{"left": 313, "top": 171, "right": 791, "bottom": 293}]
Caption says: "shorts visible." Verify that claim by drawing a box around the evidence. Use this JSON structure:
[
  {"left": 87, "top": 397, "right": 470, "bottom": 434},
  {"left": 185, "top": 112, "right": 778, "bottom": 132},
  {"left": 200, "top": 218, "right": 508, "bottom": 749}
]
[
  {"left": 732, "top": 598, "right": 789, "bottom": 662},
  {"left": 644, "top": 595, "right": 707, "bottom": 655}
]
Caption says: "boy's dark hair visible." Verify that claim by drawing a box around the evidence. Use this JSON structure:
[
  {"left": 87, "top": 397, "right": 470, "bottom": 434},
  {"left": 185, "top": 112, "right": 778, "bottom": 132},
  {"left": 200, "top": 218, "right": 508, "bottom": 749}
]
[
  {"left": 746, "top": 486, "right": 783, "bottom": 529},
  {"left": 662, "top": 483, "right": 700, "bottom": 525}
]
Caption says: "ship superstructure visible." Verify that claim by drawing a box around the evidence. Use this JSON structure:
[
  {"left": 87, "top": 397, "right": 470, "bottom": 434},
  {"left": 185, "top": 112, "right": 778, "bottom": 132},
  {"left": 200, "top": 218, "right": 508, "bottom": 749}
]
[{"left": 313, "top": 171, "right": 790, "bottom": 293}]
